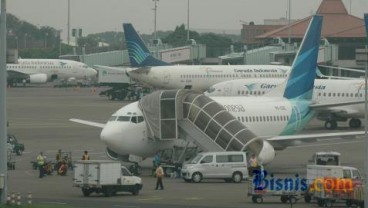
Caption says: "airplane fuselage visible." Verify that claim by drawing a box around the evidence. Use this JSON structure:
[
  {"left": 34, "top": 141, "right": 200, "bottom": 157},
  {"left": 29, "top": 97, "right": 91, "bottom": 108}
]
[
  {"left": 127, "top": 65, "right": 290, "bottom": 91},
  {"left": 7, "top": 59, "right": 97, "bottom": 83},
  {"left": 207, "top": 78, "right": 365, "bottom": 119}
]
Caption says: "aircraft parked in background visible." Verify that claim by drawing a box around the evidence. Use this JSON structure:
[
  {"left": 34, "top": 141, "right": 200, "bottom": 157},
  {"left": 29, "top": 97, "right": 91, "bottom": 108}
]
[
  {"left": 7, "top": 59, "right": 97, "bottom": 86},
  {"left": 206, "top": 78, "right": 366, "bottom": 130},
  {"left": 123, "top": 23, "right": 290, "bottom": 91}
]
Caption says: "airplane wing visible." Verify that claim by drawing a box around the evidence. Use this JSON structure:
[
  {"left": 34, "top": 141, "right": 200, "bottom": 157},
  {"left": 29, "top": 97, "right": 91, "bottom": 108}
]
[
  {"left": 319, "top": 65, "right": 365, "bottom": 75},
  {"left": 310, "top": 100, "right": 365, "bottom": 110},
  {"left": 126, "top": 67, "right": 151, "bottom": 74},
  {"left": 69, "top": 118, "right": 105, "bottom": 128},
  {"left": 266, "top": 131, "right": 365, "bottom": 150},
  {"left": 7, "top": 70, "right": 29, "bottom": 80}
]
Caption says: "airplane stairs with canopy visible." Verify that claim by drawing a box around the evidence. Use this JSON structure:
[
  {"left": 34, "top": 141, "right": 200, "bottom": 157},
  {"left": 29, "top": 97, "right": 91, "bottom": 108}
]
[{"left": 138, "top": 90, "right": 264, "bottom": 159}]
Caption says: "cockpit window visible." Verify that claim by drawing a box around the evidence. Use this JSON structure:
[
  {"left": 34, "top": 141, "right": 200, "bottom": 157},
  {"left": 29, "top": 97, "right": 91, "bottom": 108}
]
[
  {"left": 82, "top": 64, "right": 89, "bottom": 68},
  {"left": 206, "top": 87, "right": 215, "bottom": 93},
  {"left": 131, "top": 116, "right": 138, "bottom": 123},
  {"left": 109, "top": 116, "right": 117, "bottom": 121},
  {"left": 117, "top": 116, "right": 130, "bottom": 122},
  {"left": 131, "top": 116, "right": 144, "bottom": 124},
  {"left": 138, "top": 116, "right": 144, "bottom": 123}
]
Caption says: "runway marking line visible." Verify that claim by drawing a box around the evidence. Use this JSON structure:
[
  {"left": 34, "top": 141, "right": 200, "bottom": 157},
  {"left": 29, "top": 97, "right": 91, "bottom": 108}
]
[
  {"left": 184, "top": 197, "right": 203, "bottom": 200},
  {"left": 41, "top": 201, "right": 67, "bottom": 205},
  {"left": 138, "top": 196, "right": 162, "bottom": 201}
]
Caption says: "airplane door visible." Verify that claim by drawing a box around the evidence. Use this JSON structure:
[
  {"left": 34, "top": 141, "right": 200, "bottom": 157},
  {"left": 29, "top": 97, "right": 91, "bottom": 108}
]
[{"left": 224, "top": 83, "right": 233, "bottom": 96}]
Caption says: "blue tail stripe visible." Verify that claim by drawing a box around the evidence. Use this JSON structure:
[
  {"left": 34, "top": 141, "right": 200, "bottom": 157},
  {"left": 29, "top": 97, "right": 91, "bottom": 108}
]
[
  {"left": 123, "top": 23, "right": 170, "bottom": 67},
  {"left": 283, "top": 15, "right": 323, "bottom": 100}
]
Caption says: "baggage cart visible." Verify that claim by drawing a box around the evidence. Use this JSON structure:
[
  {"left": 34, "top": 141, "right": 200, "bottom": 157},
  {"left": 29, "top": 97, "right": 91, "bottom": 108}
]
[{"left": 247, "top": 181, "right": 302, "bottom": 204}]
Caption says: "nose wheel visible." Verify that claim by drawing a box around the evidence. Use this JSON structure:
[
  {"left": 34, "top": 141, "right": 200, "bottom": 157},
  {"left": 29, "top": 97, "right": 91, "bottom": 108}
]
[{"left": 324, "top": 120, "right": 337, "bottom": 130}]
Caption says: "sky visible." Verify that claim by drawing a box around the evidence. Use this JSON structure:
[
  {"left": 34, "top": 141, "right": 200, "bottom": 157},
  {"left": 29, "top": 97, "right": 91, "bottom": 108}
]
[{"left": 6, "top": 0, "right": 368, "bottom": 41}]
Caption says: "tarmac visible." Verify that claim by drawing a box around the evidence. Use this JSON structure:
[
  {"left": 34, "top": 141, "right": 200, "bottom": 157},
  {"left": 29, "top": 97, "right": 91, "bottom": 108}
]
[{"left": 4, "top": 86, "right": 365, "bottom": 208}]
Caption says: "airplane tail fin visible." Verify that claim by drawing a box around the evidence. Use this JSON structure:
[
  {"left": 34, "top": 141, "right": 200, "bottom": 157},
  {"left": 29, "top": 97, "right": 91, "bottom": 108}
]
[
  {"left": 283, "top": 15, "right": 323, "bottom": 100},
  {"left": 123, "top": 23, "right": 170, "bottom": 67},
  {"left": 264, "top": 16, "right": 323, "bottom": 100}
]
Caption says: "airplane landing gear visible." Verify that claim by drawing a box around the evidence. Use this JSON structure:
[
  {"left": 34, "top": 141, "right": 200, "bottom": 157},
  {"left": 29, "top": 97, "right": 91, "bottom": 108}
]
[
  {"left": 129, "top": 163, "right": 142, "bottom": 176},
  {"left": 349, "top": 118, "right": 362, "bottom": 128},
  {"left": 324, "top": 120, "right": 337, "bottom": 130}
]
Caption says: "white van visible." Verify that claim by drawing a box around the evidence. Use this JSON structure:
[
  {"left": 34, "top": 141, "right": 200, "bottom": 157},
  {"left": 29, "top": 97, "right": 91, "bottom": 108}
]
[{"left": 181, "top": 151, "right": 248, "bottom": 183}]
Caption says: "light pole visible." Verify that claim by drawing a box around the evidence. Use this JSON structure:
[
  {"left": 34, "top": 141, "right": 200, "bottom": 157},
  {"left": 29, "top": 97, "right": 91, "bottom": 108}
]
[
  {"left": 24, "top": 33, "right": 27, "bottom": 49},
  {"left": 44, "top": 32, "right": 48, "bottom": 48},
  {"left": 58, "top": 30, "right": 62, "bottom": 57},
  {"left": 152, "top": 0, "right": 159, "bottom": 39},
  {"left": 363, "top": 12, "right": 368, "bottom": 208},
  {"left": 67, "top": 0, "right": 70, "bottom": 45},
  {"left": 187, "top": 0, "right": 190, "bottom": 41},
  {"left": 15, "top": 36, "right": 18, "bottom": 51},
  {"left": 0, "top": 0, "right": 7, "bottom": 204},
  {"left": 287, "top": 0, "right": 291, "bottom": 44}
]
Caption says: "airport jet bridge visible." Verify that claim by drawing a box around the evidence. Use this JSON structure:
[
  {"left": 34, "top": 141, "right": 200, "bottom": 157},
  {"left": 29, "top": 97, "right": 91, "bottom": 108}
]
[{"left": 139, "top": 90, "right": 264, "bottom": 155}]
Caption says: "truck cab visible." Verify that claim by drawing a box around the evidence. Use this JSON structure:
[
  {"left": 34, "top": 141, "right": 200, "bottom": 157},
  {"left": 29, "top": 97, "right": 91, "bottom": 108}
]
[{"left": 308, "top": 151, "right": 340, "bottom": 166}]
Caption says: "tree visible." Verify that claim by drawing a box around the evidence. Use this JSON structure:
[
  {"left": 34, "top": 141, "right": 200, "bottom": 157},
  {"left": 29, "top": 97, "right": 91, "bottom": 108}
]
[{"left": 162, "top": 24, "right": 200, "bottom": 47}]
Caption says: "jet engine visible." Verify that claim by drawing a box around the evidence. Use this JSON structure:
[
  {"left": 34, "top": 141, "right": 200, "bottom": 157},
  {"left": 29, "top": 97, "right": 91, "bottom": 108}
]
[
  {"left": 257, "top": 141, "right": 276, "bottom": 165},
  {"left": 29, "top": 73, "right": 48, "bottom": 84}
]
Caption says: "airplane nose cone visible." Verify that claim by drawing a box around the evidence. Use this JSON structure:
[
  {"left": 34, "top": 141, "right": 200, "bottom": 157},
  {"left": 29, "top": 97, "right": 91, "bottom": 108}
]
[
  {"left": 100, "top": 123, "right": 123, "bottom": 150},
  {"left": 90, "top": 68, "right": 98, "bottom": 76}
]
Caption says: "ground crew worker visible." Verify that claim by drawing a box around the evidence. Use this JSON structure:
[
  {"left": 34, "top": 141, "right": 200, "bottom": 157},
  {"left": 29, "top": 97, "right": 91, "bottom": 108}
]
[
  {"left": 155, "top": 163, "right": 164, "bottom": 190},
  {"left": 248, "top": 154, "right": 259, "bottom": 177},
  {"left": 82, "top": 150, "right": 90, "bottom": 160},
  {"left": 58, "top": 160, "right": 68, "bottom": 176},
  {"left": 37, "top": 152, "right": 45, "bottom": 178},
  {"left": 249, "top": 154, "right": 258, "bottom": 167},
  {"left": 55, "top": 149, "right": 62, "bottom": 170}
]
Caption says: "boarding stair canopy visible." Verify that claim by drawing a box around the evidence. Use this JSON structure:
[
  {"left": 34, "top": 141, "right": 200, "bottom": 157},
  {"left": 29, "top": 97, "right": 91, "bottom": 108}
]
[{"left": 138, "top": 89, "right": 264, "bottom": 155}]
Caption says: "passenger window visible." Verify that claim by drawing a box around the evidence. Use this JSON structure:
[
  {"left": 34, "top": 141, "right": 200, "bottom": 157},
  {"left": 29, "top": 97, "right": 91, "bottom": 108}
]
[
  {"left": 343, "top": 169, "right": 352, "bottom": 178},
  {"left": 216, "top": 155, "right": 229, "bottom": 163},
  {"left": 229, "top": 155, "right": 243, "bottom": 162},
  {"left": 200, "top": 155, "right": 213, "bottom": 164},
  {"left": 352, "top": 170, "right": 361, "bottom": 179}
]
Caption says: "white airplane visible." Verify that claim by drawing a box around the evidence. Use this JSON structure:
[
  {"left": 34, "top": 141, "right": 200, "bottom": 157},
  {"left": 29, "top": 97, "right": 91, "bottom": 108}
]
[
  {"left": 123, "top": 23, "right": 290, "bottom": 91},
  {"left": 71, "top": 16, "right": 364, "bottom": 166},
  {"left": 205, "top": 78, "right": 366, "bottom": 130},
  {"left": 7, "top": 59, "right": 97, "bottom": 86}
]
